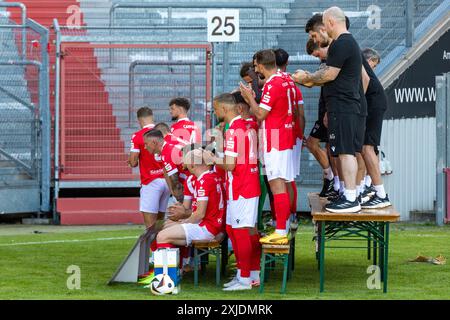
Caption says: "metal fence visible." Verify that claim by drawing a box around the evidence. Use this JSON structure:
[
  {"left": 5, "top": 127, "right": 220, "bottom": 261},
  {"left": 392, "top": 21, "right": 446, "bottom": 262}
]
[{"left": 0, "top": 7, "right": 50, "bottom": 212}]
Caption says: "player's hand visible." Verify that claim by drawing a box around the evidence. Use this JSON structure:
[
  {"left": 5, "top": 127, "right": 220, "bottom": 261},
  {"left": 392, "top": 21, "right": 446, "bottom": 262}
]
[
  {"left": 323, "top": 112, "right": 328, "bottom": 129},
  {"left": 167, "top": 203, "right": 186, "bottom": 221},
  {"left": 203, "top": 150, "right": 216, "bottom": 166},
  {"left": 239, "top": 81, "right": 255, "bottom": 103}
]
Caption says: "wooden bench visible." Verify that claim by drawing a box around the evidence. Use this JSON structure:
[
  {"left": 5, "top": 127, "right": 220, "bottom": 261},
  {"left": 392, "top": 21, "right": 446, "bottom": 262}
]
[
  {"left": 259, "top": 242, "right": 291, "bottom": 294},
  {"left": 192, "top": 233, "right": 227, "bottom": 287},
  {"left": 309, "top": 193, "right": 400, "bottom": 293}
]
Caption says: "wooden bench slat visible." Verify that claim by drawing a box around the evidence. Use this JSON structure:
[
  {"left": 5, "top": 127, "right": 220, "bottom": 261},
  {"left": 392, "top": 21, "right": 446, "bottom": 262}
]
[{"left": 308, "top": 193, "right": 400, "bottom": 222}]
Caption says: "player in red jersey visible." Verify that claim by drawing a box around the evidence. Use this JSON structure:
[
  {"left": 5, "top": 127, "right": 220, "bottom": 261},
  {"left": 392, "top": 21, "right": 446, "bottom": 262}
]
[
  {"left": 143, "top": 129, "right": 187, "bottom": 203},
  {"left": 208, "top": 93, "right": 261, "bottom": 291},
  {"left": 275, "top": 48, "right": 306, "bottom": 230},
  {"left": 169, "top": 97, "right": 202, "bottom": 144},
  {"left": 127, "top": 107, "right": 170, "bottom": 229},
  {"left": 240, "top": 49, "right": 295, "bottom": 245},
  {"left": 156, "top": 148, "right": 225, "bottom": 248}
]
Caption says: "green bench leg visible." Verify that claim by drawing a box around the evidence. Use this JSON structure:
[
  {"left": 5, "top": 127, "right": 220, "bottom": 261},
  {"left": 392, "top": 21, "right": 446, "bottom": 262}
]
[
  {"left": 215, "top": 249, "right": 221, "bottom": 287},
  {"left": 383, "top": 223, "right": 389, "bottom": 293},
  {"left": 194, "top": 248, "right": 199, "bottom": 287},
  {"left": 281, "top": 254, "right": 289, "bottom": 294},
  {"left": 259, "top": 252, "right": 266, "bottom": 293},
  {"left": 367, "top": 231, "right": 371, "bottom": 260},
  {"left": 319, "top": 221, "right": 326, "bottom": 293}
]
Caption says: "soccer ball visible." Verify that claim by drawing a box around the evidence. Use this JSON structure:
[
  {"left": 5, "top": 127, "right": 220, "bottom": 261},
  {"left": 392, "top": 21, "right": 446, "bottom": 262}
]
[{"left": 150, "top": 274, "right": 175, "bottom": 295}]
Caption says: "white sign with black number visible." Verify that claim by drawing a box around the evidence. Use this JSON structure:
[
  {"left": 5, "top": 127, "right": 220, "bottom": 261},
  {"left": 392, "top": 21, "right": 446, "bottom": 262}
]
[{"left": 207, "top": 10, "right": 239, "bottom": 42}]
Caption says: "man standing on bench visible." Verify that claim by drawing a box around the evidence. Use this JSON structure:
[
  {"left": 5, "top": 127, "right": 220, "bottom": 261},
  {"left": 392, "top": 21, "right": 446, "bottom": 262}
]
[{"left": 293, "top": 7, "right": 368, "bottom": 213}]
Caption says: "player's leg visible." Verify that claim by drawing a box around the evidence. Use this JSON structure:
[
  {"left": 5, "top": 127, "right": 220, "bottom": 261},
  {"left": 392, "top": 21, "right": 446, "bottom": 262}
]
[
  {"left": 156, "top": 224, "right": 188, "bottom": 247},
  {"left": 140, "top": 182, "right": 162, "bottom": 229},
  {"left": 356, "top": 152, "right": 366, "bottom": 199},
  {"left": 361, "top": 110, "right": 390, "bottom": 208}
]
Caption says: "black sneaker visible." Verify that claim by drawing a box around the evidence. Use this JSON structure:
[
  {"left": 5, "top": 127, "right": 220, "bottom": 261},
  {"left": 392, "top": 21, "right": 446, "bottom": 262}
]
[
  {"left": 361, "top": 194, "right": 391, "bottom": 209},
  {"left": 319, "top": 178, "right": 335, "bottom": 198},
  {"left": 326, "top": 189, "right": 341, "bottom": 202},
  {"left": 325, "top": 196, "right": 361, "bottom": 213},
  {"left": 361, "top": 185, "right": 376, "bottom": 199}
]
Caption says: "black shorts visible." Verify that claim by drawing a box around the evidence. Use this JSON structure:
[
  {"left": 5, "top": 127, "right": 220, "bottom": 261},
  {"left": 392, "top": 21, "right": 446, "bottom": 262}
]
[
  {"left": 328, "top": 112, "right": 365, "bottom": 156},
  {"left": 364, "top": 109, "right": 385, "bottom": 147},
  {"left": 309, "top": 118, "right": 328, "bottom": 142}
]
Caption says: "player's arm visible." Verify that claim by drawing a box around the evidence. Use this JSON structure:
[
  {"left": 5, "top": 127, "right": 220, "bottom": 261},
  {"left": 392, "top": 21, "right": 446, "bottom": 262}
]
[
  {"left": 167, "top": 174, "right": 184, "bottom": 203},
  {"left": 127, "top": 152, "right": 139, "bottom": 168},
  {"left": 239, "top": 82, "right": 270, "bottom": 121},
  {"left": 298, "top": 103, "right": 306, "bottom": 136},
  {"left": 292, "top": 66, "right": 341, "bottom": 86},
  {"left": 362, "top": 66, "right": 370, "bottom": 93},
  {"left": 183, "top": 199, "right": 207, "bottom": 224}
]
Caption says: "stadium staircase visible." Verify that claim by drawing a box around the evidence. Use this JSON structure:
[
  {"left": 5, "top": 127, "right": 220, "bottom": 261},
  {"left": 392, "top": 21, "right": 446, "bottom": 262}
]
[{"left": 6, "top": 0, "right": 140, "bottom": 224}]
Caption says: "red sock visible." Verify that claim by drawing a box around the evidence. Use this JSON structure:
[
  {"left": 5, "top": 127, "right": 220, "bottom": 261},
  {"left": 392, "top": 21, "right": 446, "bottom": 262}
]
[
  {"left": 156, "top": 242, "right": 175, "bottom": 249},
  {"left": 274, "top": 193, "right": 290, "bottom": 231},
  {"left": 232, "top": 228, "right": 252, "bottom": 278},
  {"left": 250, "top": 232, "right": 261, "bottom": 271},
  {"left": 290, "top": 181, "right": 298, "bottom": 214},
  {"left": 150, "top": 240, "right": 157, "bottom": 252},
  {"left": 179, "top": 246, "right": 190, "bottom": 268},
  {"left": 226, "top": 224, "right": 240, "bottom": 271}
]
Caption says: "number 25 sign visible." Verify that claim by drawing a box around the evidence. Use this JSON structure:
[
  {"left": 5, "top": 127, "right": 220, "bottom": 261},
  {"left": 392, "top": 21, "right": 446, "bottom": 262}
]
[{"left": 207, "top": 10, "right": 240, "bottom": 42}]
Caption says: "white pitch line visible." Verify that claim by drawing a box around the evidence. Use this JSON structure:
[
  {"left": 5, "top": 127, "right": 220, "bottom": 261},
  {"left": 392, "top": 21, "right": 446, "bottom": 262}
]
[{"left": 0, "top": 236, "right": 139, "bottom": 247}]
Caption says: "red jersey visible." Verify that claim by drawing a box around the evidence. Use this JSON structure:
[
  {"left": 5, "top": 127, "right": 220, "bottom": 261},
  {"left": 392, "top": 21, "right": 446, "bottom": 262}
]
[
  {"left": 183, "top": 175, "right": 197, "bottom": 212},
  {"left": 170, "top": 118, "right": 201, "bottom": 144},
  {"left": 196, "top": 170, "right": 225, "bottom": 236},
  {"left": 160, "top": 141, "right": 189, "bottom": 182},
  {"left": 280, "top": 72, "right": 304, "bottom": 140},
  {"left": 130, "top": 124, "right": 164, "bottom": 185},
  {"left": 259, "top": 72, "right": 295, "bottom": 152},
  {"left": 224, "top": 116, "right": 260, "bottom": 200}
]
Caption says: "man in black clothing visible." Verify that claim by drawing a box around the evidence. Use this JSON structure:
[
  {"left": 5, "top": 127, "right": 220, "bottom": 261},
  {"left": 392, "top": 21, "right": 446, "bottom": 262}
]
[
  {"left": 293, "top": 6, "right": 369, "bottom": 213},
  {"left": 304, "top": 39, "right": 340, "bottom": 198},
  {"left": 360, "top": 50, "right": 391, "bottom": 208}
]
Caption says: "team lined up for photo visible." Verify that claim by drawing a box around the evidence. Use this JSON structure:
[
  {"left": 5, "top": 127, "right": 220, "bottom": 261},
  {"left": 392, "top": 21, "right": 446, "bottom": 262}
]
[{"left": 127, "top": 6, "right": 391, "bottom": 292}]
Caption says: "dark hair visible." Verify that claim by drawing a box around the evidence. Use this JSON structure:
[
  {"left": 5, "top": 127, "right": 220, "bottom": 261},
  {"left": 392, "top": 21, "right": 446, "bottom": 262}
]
[
  {"left": 274, "top": 48, "right": 289, "bottom": 68},
  {"left": 231, "top": 91, "right": 246, "bottom": 104},
  {"left": 254, "top": 49, "right": 276, "bottom": 69},
  {"left": 306, "top": 38, "right": 320, "bottom": 55},
  {"left": 154, "top": 122, "right": 170, "bottom": 135},
  {"left": 240, "top": 62, "right": 254, "bottom": 78},
  {"left": 143, "top": 129, "right": 164, "bottom": 141},
  {"left": 362, "top": 47, "right": 380, "bottom": 63},
  {"left": 169, "top": 97, "right": 190, "bottom": 112},
  {"left": 305, "top": 13, "right": 323, "bottom": 33},
  {"left": 136, "top": 106, "right": 153, "bottom": 118},
  {"left": 345, "top": 15, "right": 350, "bottom": 30},
  {"left": 213, "top": 93, "right": 236, "bottom": 106}
]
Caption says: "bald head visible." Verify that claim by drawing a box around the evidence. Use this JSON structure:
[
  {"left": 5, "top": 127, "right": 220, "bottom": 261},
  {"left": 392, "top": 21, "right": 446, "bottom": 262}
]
[{"left": 323, "top": 6, "right": 348, "bottom": 39}]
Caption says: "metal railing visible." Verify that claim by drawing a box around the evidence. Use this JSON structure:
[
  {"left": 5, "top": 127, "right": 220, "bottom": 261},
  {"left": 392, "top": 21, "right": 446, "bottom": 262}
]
[{"left": 0, "top": 2, "right": 26, "bottom": 59}]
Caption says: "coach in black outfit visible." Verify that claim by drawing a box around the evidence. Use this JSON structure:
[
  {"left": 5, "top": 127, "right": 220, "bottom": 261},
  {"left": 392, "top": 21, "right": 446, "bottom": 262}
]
[{"left": 293, "top": 6, "right": 367, "bottom": 213}]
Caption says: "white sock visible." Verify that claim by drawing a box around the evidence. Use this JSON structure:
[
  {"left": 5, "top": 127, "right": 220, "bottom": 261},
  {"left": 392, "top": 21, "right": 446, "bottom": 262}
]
[
  {"left": 323, "top": 167, "right": 334, "bottom": 181},
  {"left": 374, "top": 185, "right": 386, "bottom": 198},
  {"left": 356, "top": 185, "right": 361, "bottom": 197},
  {"left": 360, "top": 180, "right": 366, "bottom": 191},
  {"left": 236, "top": 269, "right": 241, "bottom": 278},
  {"left": 344, "top": 189, "right": 357, "bottom": 202},
  {"left": 333, "top": 176, "right": 340, "bottom": 192},
  {"left": 238, "top": 275, "right": 252, "bottom": 286},
  {"left": 275, "top": 229, "right": 287, "bottom": 236},
  {"left": 250, "top": 270, "right": 260, "bottom": 281},
  {"left": 339, "top": 181, "right": 345, "bottom": 195},
  {"left": 365, "top": 175, "right": 372, "bottom": 187}
]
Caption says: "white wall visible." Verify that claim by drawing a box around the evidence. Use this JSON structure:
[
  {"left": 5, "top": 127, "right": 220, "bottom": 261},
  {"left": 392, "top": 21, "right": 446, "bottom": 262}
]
[{"left": 380, "top": 117, "right": 436, "bottom": 221}]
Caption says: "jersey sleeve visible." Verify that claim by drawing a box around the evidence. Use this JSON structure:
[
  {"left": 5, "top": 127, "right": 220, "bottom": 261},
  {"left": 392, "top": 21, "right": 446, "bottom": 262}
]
[
  {"left": 191, "top": 125, "right": 202, "bottom": 144},
  {"left": 162, "top": 145, "right": 179, "bottom": 177},
  {"left": 196, "top": 178, "right": 210, "bottom": 202},
  {"left": 259, "top": 79, "right": 281, "bottom": 111},
  {"left": 295, "top": 86, "right": 304, "bottom": 106},
  {"left": 224, "top": 128, "right": 238, "bottom": 158},
  {"left": 326, "top": 39, "right": 349, "bottom": 69},
  {"left": 183, "top": 177, "right": 194, "bottom": 200},
  {"left": 130, "top": 134, "right": 140, "bottom": 153}
]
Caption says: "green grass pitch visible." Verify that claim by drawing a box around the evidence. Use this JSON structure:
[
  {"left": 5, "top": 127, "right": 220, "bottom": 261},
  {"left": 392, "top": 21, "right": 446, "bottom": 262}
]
[{"left": 0, "top": 222, "right": 449, "bottom": 300}]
